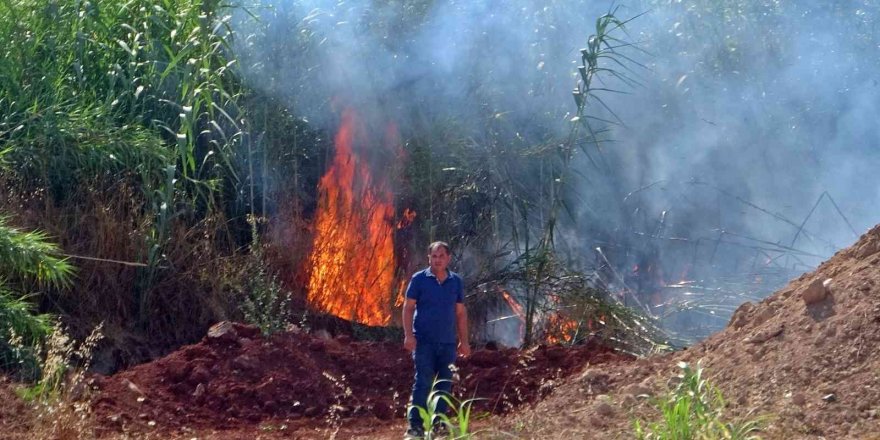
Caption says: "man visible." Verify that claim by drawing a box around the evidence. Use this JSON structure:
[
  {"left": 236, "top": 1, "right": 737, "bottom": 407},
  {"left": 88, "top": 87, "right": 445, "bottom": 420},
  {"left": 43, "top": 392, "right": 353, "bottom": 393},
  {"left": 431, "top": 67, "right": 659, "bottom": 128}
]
[{"left": 402, "top": 241, "right": 470, "bottom": 439}]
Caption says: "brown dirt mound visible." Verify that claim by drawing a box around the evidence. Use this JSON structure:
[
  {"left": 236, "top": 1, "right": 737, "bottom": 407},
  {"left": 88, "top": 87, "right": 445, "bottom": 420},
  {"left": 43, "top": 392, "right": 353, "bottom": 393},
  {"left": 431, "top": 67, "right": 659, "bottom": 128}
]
[
  {"left": 512, "top": 225, "right": 880, "bottom": 439},
  {"left": 91, "top": 321, "right": 633, "bottom": 437}
]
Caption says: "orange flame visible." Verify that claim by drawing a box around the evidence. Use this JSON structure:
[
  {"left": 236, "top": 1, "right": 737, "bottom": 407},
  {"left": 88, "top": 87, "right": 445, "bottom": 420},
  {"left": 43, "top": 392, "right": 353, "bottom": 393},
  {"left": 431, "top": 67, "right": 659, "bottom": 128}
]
[
  {"left": 397, "top": 208, "right": 417, "bottom": 229},
  {"left": 545, "top": 313, "right": 578, "bottom": 345},
  {"left": 307, "top": 109, "right": 398, "bottom": 326},
  {"left": 500, "top": 289, "right": 525, "bottom": 341}
]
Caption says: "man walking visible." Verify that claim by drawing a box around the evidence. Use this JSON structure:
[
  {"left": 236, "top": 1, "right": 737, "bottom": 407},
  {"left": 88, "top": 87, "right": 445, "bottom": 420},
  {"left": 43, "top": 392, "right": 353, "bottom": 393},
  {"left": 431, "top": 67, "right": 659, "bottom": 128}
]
[{"left": 403, "top": 241, "right": 470, "bottom": 439}]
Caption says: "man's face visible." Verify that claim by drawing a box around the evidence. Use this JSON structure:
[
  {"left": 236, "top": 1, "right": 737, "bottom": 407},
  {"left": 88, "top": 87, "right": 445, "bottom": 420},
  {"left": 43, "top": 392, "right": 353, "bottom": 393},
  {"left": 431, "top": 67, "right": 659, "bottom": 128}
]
[{"left": 428, "top": 246, "right": 451, "bottom": 274}]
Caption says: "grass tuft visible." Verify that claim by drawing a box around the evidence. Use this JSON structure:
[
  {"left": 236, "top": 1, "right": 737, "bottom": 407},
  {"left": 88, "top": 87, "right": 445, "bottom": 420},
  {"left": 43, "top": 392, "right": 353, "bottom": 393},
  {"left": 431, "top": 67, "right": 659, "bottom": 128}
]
[{"left": 634, "top": 360, "right": 764, "bottom": 440}]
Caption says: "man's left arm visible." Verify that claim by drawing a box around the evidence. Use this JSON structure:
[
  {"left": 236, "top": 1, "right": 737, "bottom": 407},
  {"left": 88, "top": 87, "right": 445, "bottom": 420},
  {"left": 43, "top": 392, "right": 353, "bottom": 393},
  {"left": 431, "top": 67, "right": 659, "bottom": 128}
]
[{"left": 455, "top": 302, "right": 470, "bottom": 357}]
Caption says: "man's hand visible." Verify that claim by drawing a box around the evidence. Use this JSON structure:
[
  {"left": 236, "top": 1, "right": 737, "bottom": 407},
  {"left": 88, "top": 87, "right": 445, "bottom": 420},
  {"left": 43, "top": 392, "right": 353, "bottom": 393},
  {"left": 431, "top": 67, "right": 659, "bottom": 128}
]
[
  {"left": 457, "top": 341, "right": 471, "bottom": 358},
  {"left": 404, "top": 335, "right": 416, "bottom": 352}
]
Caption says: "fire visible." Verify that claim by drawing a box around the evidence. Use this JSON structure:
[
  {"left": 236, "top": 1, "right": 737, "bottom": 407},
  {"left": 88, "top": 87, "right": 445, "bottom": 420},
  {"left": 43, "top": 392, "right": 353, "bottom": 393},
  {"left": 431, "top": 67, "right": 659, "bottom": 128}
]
[
  {"left": 497, "top": 288, "right": 584, "bottom": 345},
  {"left": 397, "top": 208, "right": 417, "bottom": 229},
  {"left": 545, "top": 313, "right": 579, "bottom": 345},
  {"left": 500, "top": 289, "right": 525, "bottom": 341},
  {"left": 307, "top": 109, "right": 398, "bottom": 326}
]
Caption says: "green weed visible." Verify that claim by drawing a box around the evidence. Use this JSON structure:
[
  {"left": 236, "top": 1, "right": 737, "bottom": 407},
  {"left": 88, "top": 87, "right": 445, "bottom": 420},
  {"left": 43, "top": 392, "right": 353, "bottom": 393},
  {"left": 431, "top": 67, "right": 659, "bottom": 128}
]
[
  {"left": 408, "top": 378, "right": 485, "bottom": 439},
  {"left": 634, "top": 361, "right": 764, "bottom": 440}
]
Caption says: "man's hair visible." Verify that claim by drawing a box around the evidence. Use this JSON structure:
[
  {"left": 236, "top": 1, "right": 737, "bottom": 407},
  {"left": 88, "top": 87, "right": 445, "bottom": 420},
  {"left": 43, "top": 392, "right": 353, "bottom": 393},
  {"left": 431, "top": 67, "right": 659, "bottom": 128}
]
[{"left": 427, "top": 241, "right": 451, "bottom": 254}]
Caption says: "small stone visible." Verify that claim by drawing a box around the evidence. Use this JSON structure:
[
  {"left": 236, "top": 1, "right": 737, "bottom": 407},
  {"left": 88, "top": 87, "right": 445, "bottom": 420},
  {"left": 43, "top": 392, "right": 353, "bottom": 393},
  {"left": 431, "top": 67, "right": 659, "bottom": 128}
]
[
  {"left": 188, "top": 366, "right": 211, "bottom": 385},
  {"left": 313, "top": 329, "right": 332, "bottom": 340},
  {"left": 579, "top": 369, "right": 603, "bottom": 382},
  {"left": 589, "top": 415, "right": 606, "bottom": 427},
  {"left": 623, "top": 383, "right": 652, "bottom": 397},
  {"left": 207, "top": 321, "right": 237, "bottom": 339},
  {"left": 232, "top": 354, "right": 256, "bottom": 372},
  {"left": 728, "top": 301, "right": 755, "bottom": 329},
  {"left": 192, "top": 383, "right": 205, "bottom": 397},
  {"left": 822, "top": 393, "right": 837, "bottom": 403},
  {"left": 791, "top": 393, "right": 806, "bottom": 406},
  {"left": 752, "top": 307, "right": 776, "bottom": 327},
  {"left": 824, "top": 326, "right": 837, "bottom": 338},
  {"left": 747, "top": 325, "right": 783, "bottom": 344},
  {"left": 802, "top": 278, "right": 829, "bottom": 305},
  {"left": 122, "top": 379, "right": 145, "bottom": 396},
  {"left": 594, "top": 401, "right": 614, "bottom": 417}
]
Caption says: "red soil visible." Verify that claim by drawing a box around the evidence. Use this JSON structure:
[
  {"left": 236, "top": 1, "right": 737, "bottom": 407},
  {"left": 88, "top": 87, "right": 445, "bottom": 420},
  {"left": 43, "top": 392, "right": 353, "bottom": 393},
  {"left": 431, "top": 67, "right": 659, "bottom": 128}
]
[{"left": 89, "top": 322, "right": 632, "bottom": 437}]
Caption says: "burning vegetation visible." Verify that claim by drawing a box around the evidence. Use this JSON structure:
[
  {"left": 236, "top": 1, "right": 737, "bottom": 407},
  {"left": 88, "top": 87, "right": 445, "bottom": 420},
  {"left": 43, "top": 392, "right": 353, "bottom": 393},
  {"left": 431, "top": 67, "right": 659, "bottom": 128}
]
[
  {"left": 306, "top": 109, "right": 401, "bottom": 326},
  {"left": 3, "top": 0, "right": 880, "bottom": 438}
]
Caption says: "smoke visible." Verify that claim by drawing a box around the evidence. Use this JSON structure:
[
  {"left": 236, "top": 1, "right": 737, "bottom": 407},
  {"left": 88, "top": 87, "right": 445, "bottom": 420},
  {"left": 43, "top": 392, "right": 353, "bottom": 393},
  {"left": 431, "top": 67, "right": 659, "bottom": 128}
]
[{"left": 233, "top": 0, "right": 880, "bottom": 341}]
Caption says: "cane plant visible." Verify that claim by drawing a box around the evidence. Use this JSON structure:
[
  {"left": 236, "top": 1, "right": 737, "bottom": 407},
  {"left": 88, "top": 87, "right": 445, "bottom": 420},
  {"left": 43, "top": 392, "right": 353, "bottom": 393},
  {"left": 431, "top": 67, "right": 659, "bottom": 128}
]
[{"left": 0, "top": 216, "right": 74, "bottom": 379}]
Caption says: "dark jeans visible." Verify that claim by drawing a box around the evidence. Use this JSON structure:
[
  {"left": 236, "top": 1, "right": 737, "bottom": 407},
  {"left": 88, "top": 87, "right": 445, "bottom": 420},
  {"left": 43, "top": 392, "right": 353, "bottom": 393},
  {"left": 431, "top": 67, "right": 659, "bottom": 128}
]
[{"left": 408, "top": 342, "right": 457, "bottom": 431}]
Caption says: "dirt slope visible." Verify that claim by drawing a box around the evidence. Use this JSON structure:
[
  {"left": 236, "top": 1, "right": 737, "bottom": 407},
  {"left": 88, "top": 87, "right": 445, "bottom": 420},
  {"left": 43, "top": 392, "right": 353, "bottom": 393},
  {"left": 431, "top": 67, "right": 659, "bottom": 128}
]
[
  {"left": 90, "top": 322, "right": 632, "bottom": 438},
  {"left": 509, "top": 225, "right": 880, "bottom": 439}
]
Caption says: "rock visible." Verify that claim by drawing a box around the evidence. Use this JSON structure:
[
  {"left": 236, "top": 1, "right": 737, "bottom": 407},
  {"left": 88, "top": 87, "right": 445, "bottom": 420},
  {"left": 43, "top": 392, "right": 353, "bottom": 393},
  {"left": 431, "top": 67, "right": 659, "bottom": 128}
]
[
  {"left": 579, "top": 369, "right": 610, "bottom": 394},
  {"left": 822, "top": 393, "right": 837, "bottom": 403},
  {"left": 192, "top": 383, "right": 205, "bottom": 397},
  {"left": 122, "top": 378, "right": 145, "bottom": 396},
  {"left": 792, "top": 392, "right": 806, "bottom": 406},
  {"left": 802, "top": 278, "right": 830, "bottom": 305},
  {"left": 752, "top": 307, "right": 776, "bottom": 327},
  {"left": 623, "top": 383, "right": 652, "bottom": 397},
  {"left": 232, "top": 354, "right": 256, "bottom": 372},
  {"left": 728, "top": 301, "right": 755, "bottom": 329},
  {"left": 823, "top": 278, "right": 834, "bottom": 292},
  {"left": 589, "top": 415, "right": 606, "bottom": 427},
  {"left": 187, "top": 366, "right": 211, "bottom": 385},
  {"left": 313, "top": 329, "right": 332, "bottom": 340},
  {"left": 746, "top": 325, "right": 784, "bottom": 344},
  {"left": 594, "top": 401, "right": 615, "bottom": 417},
  {"left": 855, "top": 238, "right": 880, "bottom": 259},
  {"left": 207, "top": 321, "right": 237, "bottom": 340},
  {"left": 579, "top": 368, "right": 603, "bottom": 382}
]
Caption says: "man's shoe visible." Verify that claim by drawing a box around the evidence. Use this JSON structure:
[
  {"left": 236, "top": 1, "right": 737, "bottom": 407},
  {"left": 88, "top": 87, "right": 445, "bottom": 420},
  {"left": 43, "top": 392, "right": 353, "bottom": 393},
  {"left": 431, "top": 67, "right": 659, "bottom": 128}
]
[
  {"left": 432, "top": 424, "right": 450, "bottom": 438},
  {"left": 404, "top": 427, "right": 425, "bottom": 439}
]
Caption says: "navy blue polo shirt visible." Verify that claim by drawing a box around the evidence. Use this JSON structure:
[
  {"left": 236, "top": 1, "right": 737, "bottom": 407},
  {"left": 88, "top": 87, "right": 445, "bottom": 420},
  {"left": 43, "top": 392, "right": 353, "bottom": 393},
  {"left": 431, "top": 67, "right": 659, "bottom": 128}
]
[{"left": 405, "top": 267, "right": 464, "bottom": 344}]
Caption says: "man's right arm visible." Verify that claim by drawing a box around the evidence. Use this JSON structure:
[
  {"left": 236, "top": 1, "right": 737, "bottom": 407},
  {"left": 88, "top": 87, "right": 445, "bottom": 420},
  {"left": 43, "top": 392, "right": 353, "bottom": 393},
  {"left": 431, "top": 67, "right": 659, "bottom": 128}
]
[{"left": 403, "top": 298, "right": 417, "bottom": 352}]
